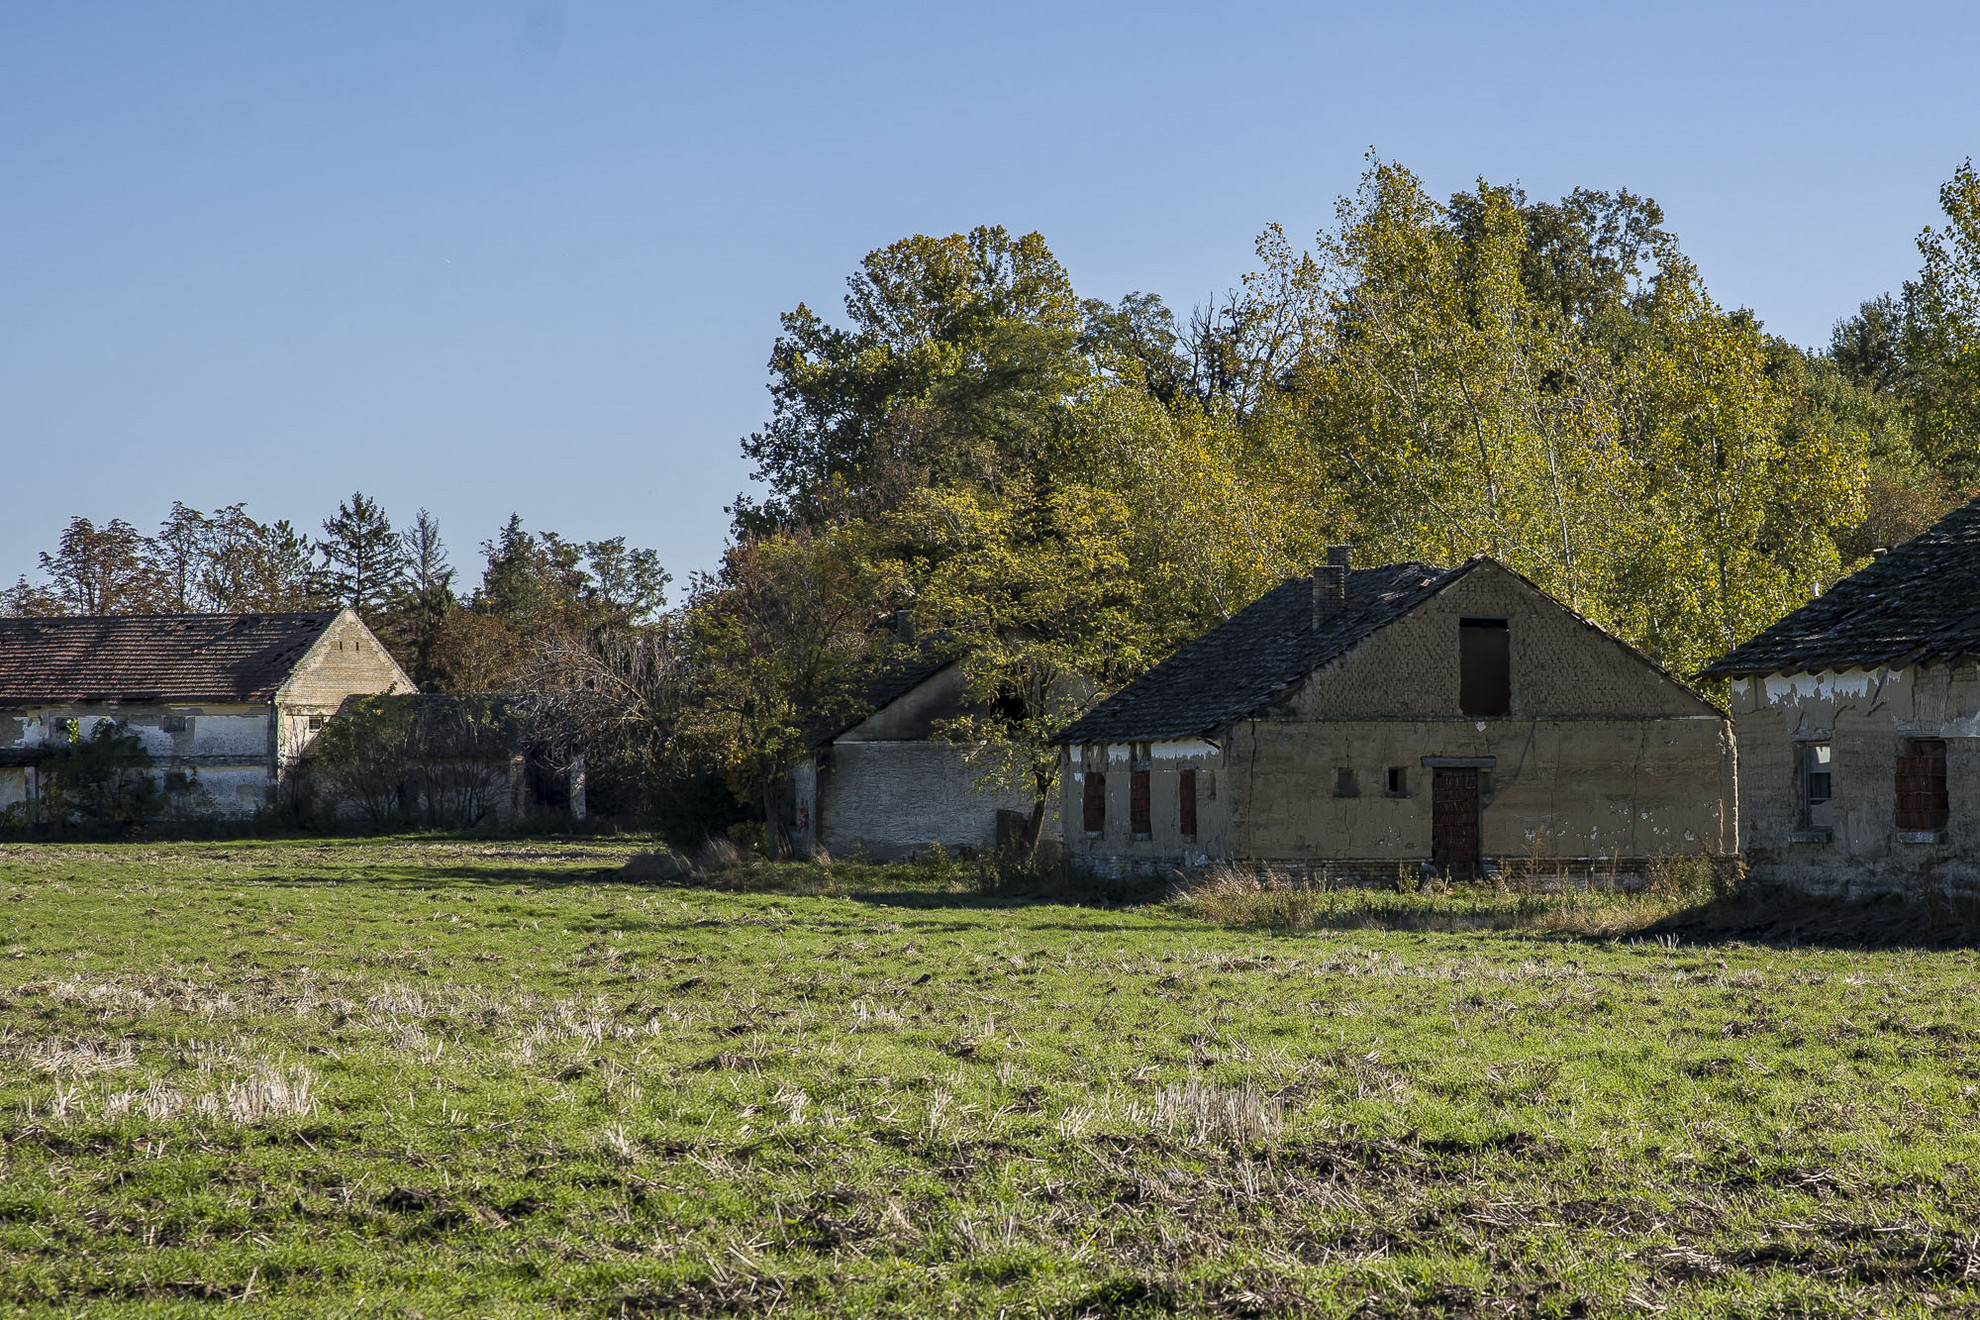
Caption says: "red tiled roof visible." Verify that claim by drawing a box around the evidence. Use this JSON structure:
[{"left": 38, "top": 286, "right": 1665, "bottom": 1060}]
[{"left": 0, "top": 613, "right": 341, "bottom": 705}]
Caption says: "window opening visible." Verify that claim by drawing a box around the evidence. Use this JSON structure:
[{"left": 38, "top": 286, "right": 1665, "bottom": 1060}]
[
  {"left": 1459, "top": 618, "right": 1511, "bottom": 717},
  {"left": 1803, "top": 742, "right": 1833, "bottom": 828},
  {"left": 1334, "top": 767, "right": 1358, "bottom": 797},
  {"left": 1179, "top": 769, "right": 1198, "bottom": 839},
  {"left": 307, "top": 714, "right": 326, "bottom": 731},
  {"left": 1130, "top": 770, "right": 1151, "bottom": 837},
  {"left": 1082, "top": 771, "right": 1106, "bottom": 835},
  {"left": 1896, "top": 738, "right": 1949, "bottom": 832},
  {"left": 1386, "top": 767, "right": 1408, "bottom": 796}
]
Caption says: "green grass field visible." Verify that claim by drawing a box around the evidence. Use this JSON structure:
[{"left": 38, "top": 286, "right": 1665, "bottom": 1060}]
[{"left": 2, "top": 839, "right": 1978, "bottom": 1317}]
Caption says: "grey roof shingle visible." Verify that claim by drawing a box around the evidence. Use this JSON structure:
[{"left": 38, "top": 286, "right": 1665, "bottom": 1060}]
[
  {"left": 808, "top": 637, "right": 962, "bottom": 747},
  {"left": 1054, "top": 561, "right": 1458, "bottom": 745},
  {"left": 0, "top": 613, "right": 340, "bottom": 705},
  {"left": 1701, "top": 496, "right": 1980, "bottom": 677}
]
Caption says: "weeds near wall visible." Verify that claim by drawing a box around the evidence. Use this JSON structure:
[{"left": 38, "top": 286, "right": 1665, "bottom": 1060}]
[{"left": 1176, "top": 859, "right": 1737, "bottom": 936}]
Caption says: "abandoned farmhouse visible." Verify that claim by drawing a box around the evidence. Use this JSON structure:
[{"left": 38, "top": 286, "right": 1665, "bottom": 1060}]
[
  {"left": 1055, "top": 551, "right": 1736, "bottom": 877},
  {"left": 789, "top": 641, "right": 1061, "bottom": 861},
  {"left": 0, "top": 609, "right": 413, "bottom": 819},
  {"left": 1703, "top": 496, "right": 1980, "bottom": 894}
]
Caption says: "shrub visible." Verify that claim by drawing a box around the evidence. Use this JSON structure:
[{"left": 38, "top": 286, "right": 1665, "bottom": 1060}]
[{"left": 33, "top": 720, "right": 160, "bottom": 828}]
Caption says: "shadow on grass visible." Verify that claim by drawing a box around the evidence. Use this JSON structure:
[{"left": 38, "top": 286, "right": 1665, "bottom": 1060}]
[{"left": 1643, "top": 888, "right": 1980, "bottom": 950}]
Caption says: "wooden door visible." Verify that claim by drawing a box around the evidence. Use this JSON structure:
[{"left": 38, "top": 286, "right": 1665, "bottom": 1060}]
[{"left": 1432, "top": 767, "right": 1480, "bottom": 876}]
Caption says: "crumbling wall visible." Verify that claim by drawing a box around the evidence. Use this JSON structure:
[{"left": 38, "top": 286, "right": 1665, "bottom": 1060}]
[
  {"left": 0, "top": 701, "right": 277, "bottom": 819},
  {"left": 818, "top": 741, "right": 1057, "bottom": 861},
  {"left": 1059, "top": 740, "right": 1232, "bottom": 872},
  {"left": 1731, "top": 664, "right": 1980, "bottom": 896}
]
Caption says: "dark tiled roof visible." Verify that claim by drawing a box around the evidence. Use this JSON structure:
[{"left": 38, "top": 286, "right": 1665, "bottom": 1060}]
[
  {"left": 808, "top": 637, "right": 961, "bottom": 747},
  {"left": 1701, "top": 496, "right": 1980, "bottom": 677},
  {"left": 0, "top": 613, "right": 341, "bottom": 705},
  {"left": 1055, "top": 561, "right": 1458, "bottom": 744}
]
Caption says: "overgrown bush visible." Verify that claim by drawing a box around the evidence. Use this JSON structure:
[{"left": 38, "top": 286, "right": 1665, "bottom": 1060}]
[
  {"left": 301, "top": 695, "right": 516, "bottom": 829},
  {"left": 23, "top": 720, "right": 160, "bottom": 828}
]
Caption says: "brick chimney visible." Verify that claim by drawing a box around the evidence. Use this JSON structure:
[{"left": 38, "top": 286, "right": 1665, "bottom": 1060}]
[{"left": 1312, "top": 545, "right": 1351, "bottom": 627}]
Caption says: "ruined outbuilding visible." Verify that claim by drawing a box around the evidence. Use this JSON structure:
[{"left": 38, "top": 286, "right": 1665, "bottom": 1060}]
[
  {"left": 1703, "top": 496, "right": 1980, "bottom": 895},
  {"left": 789, "top": 643, "right": 1060, "bottom": 861},
  {"left": 1055, "top": 551, "right": 1734, "bottom": 877},
  {"left": 0, "top": 610, "right": 413, "bottom": 820}
]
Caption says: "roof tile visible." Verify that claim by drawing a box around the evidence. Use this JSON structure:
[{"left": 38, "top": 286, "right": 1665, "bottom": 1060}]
[
  {"left": 1055, "top": 562, "right": 1455, "bottom": 744},
  {"left": 0, "top": 613, "right": 342, "bottom": 705},
  {"left": 1702, "top": 496, "right": 1980, "bottom": 677}
]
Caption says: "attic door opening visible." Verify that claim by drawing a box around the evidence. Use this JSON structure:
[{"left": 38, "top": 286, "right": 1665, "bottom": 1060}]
[{"left": 1459, "top": 618, "right": 1510, "bottom": 717}]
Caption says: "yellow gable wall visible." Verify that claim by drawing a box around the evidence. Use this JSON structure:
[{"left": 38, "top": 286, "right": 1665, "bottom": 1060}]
[{"left": 1289, "top": 561, "right": 1713, "bottom": 722}]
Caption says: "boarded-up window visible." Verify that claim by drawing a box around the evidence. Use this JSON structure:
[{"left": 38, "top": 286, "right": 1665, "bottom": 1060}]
[
  {"left": 1179, "top": 769, "right": 1197, "bottom": 839},
  {"left": 1130, "top": 770, "right": 1151, "bottom": 837},
  {"left": 1459, "top": 618, "right": 1511, "bottom": 716},
  {"left": 1082, "top": 771, "right": 1106, "bottom": 834},
  {"left": 1896, "top": 738, "right": 1949, "bottom": 831}
]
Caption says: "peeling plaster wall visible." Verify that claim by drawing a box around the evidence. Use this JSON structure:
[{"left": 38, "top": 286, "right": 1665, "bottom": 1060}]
[
  {"left": 1059, "top": 740, "right": 1232, "bottom": 870},
  {"left": 0, "top": 611, "right": 412, "bottom": 822},
  {"left": 0, "top": 701, "right": 277, "bottom": 818},
  {"left": 1731, "top": 663, "right": 1980, "bottom": 894}
]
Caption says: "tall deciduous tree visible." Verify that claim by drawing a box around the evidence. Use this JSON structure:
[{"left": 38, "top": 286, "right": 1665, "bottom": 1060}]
[
  {"left": 1255, "top": 158, "right": 1864, "bottom": 677},
  {"left": 684, "top": 527, "right": 886, "bottom": 855},
  {"left": 32, "top": 518, "right": 169, "bottom": 615},
  {"left": 737, "top": 226, "right": 1086, "bottom": 531}
]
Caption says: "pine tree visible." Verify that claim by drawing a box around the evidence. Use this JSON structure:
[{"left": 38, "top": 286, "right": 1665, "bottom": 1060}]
[{"left": 315, "top": 492, "right": 408, "bottom": 620}]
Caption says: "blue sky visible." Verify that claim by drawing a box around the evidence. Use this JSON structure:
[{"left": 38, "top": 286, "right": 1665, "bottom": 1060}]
[{"left": 3, "top": 1, "right": 1976, "bottom": 593}]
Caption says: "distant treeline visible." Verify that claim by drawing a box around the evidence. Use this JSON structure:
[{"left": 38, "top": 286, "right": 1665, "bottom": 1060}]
[
  {"left": 13, "top": 155, "right": 1980, "bottom": 848},
  {"left": 2, "top": 496, "right": 668, "bottom": 696}
]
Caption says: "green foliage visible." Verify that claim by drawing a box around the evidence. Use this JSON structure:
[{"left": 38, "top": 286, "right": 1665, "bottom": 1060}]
[
  {"left": 737, "top": 225, "right": 1086, "bottom": 529},
  {"left": 683, "top": 526, "right": 887, "bottom": 851},
  {"left": 29, "top": 720, "right": 160, "bottom": 828},
  {"left": 315, "top": 490, "right": 409, "bottom": 619},
  {"left": 302, "top": 695, "right": 518, "bottom": 828},
  {"left": 1830, "top": 159, "right": 1980, "bottom": 492},
  {"left": 4, "top": 839, "right": 1980, "bottom": 1315},
  {"left": 1262, "top": 159, "right": 1864, "bottom": 677}
]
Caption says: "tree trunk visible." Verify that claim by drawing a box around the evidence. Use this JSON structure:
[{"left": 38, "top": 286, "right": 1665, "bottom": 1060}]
[{"left": 760, "top": 777, "right": 793, "bottom": 860}]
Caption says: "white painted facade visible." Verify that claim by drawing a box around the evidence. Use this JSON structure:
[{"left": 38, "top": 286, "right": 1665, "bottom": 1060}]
[{"left": 0, "top": 609, "right": 412, "bottom": 823}]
